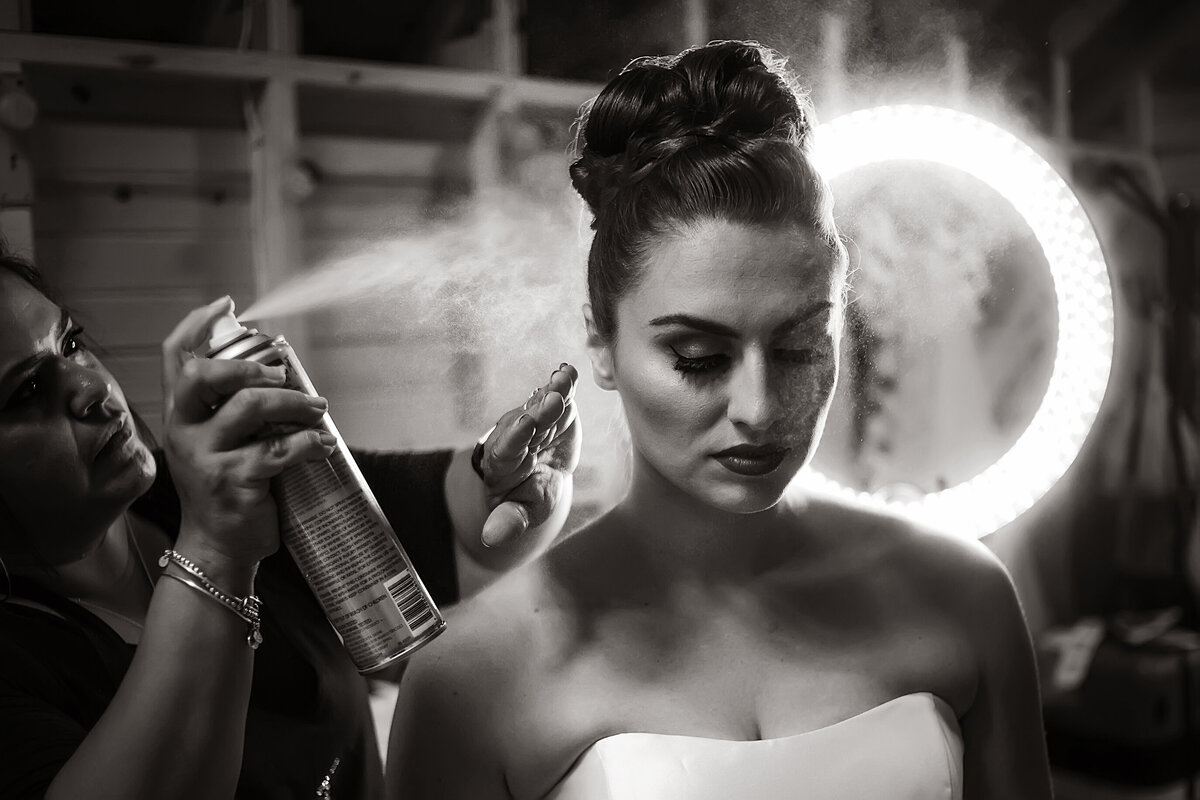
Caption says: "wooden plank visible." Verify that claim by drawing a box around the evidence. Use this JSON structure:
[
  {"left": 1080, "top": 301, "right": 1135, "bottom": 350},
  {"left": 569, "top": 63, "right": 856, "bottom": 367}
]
[
  {"left": 1072, "top": 1, "right": 1200, "bottom": 132},
  {"left": 58, "top": 291, "right": 215, "bottom": 348},
  {"left": 34, "top": 234, "right": 254, "bottom": 292},
  {"left": 0, "top": 30, "right": 600, "bottom": 107},
  {"left": 300, "top": 137, "right": 471, "bottom": 183},
  {"left": 33, "top": 189, "right": 250, "bottom": 234},
  {"left": 97, "top": 350, "right": 163, "bottom": 408},
  {"left": 29, "top": 121, "right": 249, "bottom": 175},
  {"left": 1050, "top": 0, "right": 1128, "bottom": 53},
  {"left": 298, "top": 183, "right": 444, "bottom": 236},
  {"left": 1160, "top": 153, "right": 1200, "bottom": 195},
  {"left": 24, "top": 64, "right": 248, "bottom": 127},
  {"left": 1153, "top": 90, "right": 1200, "bottom": 152}
]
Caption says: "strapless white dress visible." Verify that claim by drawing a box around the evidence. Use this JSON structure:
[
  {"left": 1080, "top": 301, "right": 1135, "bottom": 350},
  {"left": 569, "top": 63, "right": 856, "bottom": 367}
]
[{"left": 544, "top": 692, "right": 962, "bottom": 800}]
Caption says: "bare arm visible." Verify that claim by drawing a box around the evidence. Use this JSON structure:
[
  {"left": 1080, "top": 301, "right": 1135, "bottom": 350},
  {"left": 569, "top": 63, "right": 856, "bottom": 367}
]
[
  {"left": 46, "top": 550, "right": 259, "bottom": 800},
  {"left": 386, "top": 623, "right": 514, "bottom": 800},
  {"left": 960, "top": 552, "right": 1054, "bottom": 799}
]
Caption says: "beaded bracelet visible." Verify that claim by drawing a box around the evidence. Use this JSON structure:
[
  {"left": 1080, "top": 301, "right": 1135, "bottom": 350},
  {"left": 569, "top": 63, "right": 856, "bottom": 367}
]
[{"left": 158, "top": 549, "right": 263, "bottom": 649}]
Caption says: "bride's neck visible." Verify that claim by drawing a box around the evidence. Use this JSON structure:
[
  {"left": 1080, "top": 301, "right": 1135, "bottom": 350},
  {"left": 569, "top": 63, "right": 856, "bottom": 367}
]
[{"left": 615, "top": 457, "right": 790, "bottom": 582}]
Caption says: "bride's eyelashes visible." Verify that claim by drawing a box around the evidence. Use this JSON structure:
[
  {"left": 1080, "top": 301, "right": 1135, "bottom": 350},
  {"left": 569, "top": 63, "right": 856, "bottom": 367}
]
[
  {"left": 670, "top": 348, "right": 728, "bottom": 377},
  {"left": 668, "top": 346, "right": 819, "bottom": 380}
]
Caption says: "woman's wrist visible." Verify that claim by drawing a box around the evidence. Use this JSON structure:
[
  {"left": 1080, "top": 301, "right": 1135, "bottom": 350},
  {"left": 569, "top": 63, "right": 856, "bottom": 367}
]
[{"left": 171, "top": 528, "right": 260, "bottom": 596}]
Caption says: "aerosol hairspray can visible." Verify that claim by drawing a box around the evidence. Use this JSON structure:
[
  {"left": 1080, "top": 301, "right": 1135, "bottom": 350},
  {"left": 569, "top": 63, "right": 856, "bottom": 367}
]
[{"left": 205, "top": 311, "right": 446, "bottom": 673}]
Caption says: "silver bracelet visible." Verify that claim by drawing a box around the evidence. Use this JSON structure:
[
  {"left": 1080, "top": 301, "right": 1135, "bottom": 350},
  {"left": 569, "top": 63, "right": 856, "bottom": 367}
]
[{"left": 159, "top": 550, "right": 263, "bottom": 649}]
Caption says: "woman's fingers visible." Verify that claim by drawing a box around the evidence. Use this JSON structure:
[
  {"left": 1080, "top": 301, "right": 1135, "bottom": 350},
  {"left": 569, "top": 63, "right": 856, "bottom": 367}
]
[
  {"left": 239, "top": 428, "right": 338, "bottom": 480},
  {"left": 211, "top": 387, "right": 329, "bottom": 449},
  {"left": 486, "top": 411, "right": 538, "bottom": 474},
  {"left": 485, "top": 391, "right": 566, "bottom": 488},
  {"left": 478, "top": 363, "right": 578, "bottom": 499},
  {"left": 171, "top": 357, "right": 287, "bottom": 424},
  {"left": 162, "top": 296, "right": 235, "bottom": 393},
  {"left": 545, "top": 363, "right": 578, "bottom": 404}
]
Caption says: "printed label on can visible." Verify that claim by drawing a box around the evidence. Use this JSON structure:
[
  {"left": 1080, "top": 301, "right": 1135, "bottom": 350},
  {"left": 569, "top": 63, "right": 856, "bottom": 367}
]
[
  {"left": 382, "top": 570, "right": 437, "bottom": 632},
  {"left": 275, "top": 446, "right": 440, "bottom": 666}
]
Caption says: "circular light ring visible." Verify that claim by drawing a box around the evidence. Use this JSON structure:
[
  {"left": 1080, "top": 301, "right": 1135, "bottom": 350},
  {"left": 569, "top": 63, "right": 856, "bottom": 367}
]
[{"left": 801, "top": 105, "right": 1114, "bottom": 538}]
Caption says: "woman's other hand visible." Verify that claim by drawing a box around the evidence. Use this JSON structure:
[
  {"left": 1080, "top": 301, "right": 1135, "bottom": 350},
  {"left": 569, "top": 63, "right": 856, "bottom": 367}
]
[
  {"left": 476, "top": 363, "right": 580, "bottom": 548},
  {"left": 161, "top": 297, "right": 335, "bottom": 576}
]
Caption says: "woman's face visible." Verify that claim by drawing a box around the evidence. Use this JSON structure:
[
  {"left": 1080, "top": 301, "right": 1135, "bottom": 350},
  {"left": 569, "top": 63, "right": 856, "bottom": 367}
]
[
  {"left": 590, "top": 218, "right": 845, "bottom": 514},
  {"left": 0, "top": 272, "right": 155, "bottom": 564}
]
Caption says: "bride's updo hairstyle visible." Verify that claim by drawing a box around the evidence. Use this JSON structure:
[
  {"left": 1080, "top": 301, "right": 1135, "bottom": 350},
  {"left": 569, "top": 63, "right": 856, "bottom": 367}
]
[{"left": 570, "top": 40, "right": 845, "bottom": 341}]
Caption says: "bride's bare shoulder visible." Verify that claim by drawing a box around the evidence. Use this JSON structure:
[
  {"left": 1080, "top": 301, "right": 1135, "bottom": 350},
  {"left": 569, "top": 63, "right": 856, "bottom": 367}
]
[
  {"left": 400, "top": 523, "right": 605, "bottom": 692},
  {"left": 787, "top": 491, "right": 1012, "bottom": 592}
]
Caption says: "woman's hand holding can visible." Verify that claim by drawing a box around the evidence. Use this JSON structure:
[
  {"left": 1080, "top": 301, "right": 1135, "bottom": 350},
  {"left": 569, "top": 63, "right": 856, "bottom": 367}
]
[{"left": 161, "top": 298, "right": 336, "bottom": 576}]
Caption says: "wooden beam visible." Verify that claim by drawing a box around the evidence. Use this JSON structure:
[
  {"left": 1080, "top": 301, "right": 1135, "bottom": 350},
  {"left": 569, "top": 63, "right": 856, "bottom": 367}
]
[
  {"left": 0, "top": 31, "right": 599, "bottom": 108},
  {"left": 493, "top": 0, "right": 522, "bottom": 76},
  {"left": 0, "top": 0, "right": 34, "bottom": 258},
  {"left": 944, "top": 32, "right": 969, "bottom": 101},
  {"left": 247, "top": 0, "right": 306, "bottom": 351},
  {"left": 1050, "top": 0, "right": 1128, "bottom": 54},
  {"left": 684, "top": 0, "right": 709, "bottom": 48},
  {"left": 1072, "top": 0, "right": 1200, "bottom": 136},
  {"left": 1051, "top": 53, "right": 1071, "bottom": 142},
  {"left": 818, "top": 13, "right": 848, "bottom": 117}
]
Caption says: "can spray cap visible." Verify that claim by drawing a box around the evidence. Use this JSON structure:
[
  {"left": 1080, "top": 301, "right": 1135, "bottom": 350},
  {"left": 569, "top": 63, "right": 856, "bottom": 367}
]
[{"left": 207, "top": 307, "right": 249, "bottom": 354}]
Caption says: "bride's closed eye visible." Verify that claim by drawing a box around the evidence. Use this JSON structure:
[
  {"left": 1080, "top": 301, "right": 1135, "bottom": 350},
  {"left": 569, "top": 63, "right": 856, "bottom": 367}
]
[
  {"left": 671, "top": 347, "right": 729, "bottom": 377},
  {"left": 774, "top": 348, "right": 815, "bottom": 365}
]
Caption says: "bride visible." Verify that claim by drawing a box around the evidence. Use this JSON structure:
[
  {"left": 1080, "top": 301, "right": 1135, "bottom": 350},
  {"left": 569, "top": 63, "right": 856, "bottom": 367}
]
[{"left": 387, "top": 40, "right": 1052, "bottom": 800}]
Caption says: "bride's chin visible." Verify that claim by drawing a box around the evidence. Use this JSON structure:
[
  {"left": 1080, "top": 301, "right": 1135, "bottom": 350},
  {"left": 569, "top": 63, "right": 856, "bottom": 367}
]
[{"left": 699, "top": 482, "right": 792, "bottom": 516}]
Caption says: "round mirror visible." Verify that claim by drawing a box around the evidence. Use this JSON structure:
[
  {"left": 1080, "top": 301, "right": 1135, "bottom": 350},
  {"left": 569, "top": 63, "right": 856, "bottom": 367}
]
[
  {"left": 812, "top": 161, "right": 1058, "bottom": 499},
  {"left": 802, "top": 106, "right": 1114, "bottom": 537}
]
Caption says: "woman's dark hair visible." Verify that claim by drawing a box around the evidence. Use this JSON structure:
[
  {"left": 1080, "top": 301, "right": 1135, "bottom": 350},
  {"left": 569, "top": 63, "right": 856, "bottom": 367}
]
[
  {"left": 0, "top": 247, "right": 51, "bottom": 298},
  {"left": 570, "top": 40, "right": 845, "bottom": 340}
]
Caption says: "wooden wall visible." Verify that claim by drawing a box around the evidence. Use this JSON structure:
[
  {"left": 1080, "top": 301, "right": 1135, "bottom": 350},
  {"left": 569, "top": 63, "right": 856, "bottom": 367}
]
[{"left": 28, "top": 116, "right": 516, "bottom": 454}]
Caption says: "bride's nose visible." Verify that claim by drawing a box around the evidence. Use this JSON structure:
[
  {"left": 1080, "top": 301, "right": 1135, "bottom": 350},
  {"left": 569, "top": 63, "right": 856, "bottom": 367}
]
[{"left": 725, "top": 353, "right": 777, "bottom": 433}]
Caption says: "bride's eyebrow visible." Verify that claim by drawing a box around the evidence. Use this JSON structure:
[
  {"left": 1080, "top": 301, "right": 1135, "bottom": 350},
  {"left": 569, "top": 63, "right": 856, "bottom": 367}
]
[
  {"left": 649, "top": 299, "right": 834, "bottom": 339},
  {"left": 771, "top": 301, "right": 834, "bottom": 336},
  {"left": 648, "top": 314, "right": 736, "bottom": 337}
]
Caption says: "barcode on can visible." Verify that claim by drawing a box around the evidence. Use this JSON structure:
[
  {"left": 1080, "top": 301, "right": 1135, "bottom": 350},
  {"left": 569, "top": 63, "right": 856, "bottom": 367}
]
[{"left": 384, "top": 570, "right": 435, "bottom": 633}]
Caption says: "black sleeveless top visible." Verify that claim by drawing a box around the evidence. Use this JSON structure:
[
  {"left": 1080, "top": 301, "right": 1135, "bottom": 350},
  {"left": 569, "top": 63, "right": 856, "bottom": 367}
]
[{"left": 0, "top": 449, "right": 457, "bottom": 800}]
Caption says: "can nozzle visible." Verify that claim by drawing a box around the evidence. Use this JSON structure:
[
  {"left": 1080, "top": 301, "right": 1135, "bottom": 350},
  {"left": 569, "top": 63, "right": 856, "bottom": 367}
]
[{"left": 207, "top": 307, "right": 248, "bottom": 354}]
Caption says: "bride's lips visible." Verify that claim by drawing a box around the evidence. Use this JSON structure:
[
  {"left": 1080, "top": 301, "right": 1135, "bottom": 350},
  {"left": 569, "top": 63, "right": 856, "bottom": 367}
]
[
  {"left": 711, "top": 443, "right": 791, "bottom": 477},
  {"left": 93, "top": 414, "right": 133, "bottom": 461}
]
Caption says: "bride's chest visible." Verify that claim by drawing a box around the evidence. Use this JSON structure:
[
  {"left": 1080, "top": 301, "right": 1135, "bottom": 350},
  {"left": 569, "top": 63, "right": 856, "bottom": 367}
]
[{"left": 497, "top": 613, "right": 971, "bottom": 799}]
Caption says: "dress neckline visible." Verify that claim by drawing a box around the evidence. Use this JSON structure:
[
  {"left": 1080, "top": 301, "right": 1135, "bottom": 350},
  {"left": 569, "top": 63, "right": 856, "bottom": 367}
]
[{"left": 586, "top": 691, "right": 956, "bottom": 749}]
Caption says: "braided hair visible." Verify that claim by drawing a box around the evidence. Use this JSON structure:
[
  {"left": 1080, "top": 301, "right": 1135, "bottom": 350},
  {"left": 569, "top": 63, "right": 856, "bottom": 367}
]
[{"left": 570, "top": 40, "right": 844, "bottom": 340}]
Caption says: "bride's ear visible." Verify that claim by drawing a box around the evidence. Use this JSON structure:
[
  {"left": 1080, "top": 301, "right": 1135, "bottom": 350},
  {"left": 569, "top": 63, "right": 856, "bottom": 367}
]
[{"left": 583, "top": 304, "right": 616, "bottom": 391}]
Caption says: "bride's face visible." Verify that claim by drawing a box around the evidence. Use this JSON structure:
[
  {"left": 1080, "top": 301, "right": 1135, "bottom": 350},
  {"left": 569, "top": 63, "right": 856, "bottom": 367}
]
[{"left": 588, "top": 218, "right": 845, "bottom": 514}]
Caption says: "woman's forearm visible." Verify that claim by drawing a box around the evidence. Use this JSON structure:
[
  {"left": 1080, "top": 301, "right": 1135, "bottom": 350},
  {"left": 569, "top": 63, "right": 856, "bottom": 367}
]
[{"left": 46, "top": 551, "right": 258, "bottom": 800}]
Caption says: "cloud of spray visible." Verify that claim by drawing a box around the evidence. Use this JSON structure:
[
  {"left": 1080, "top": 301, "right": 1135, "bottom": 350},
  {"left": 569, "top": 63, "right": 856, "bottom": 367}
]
[
  {"left": 711, "top": 0, "right": 1037, "bottom": 130},
  {"left": 238, "top": 182, "right": 638, "bottom": 515},
  {"left": 240, "top": 187, "right": 588, "bottom": 348}
]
